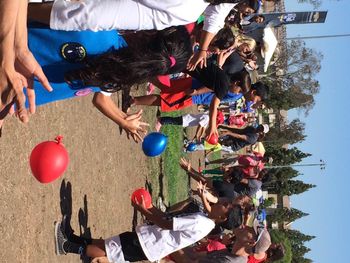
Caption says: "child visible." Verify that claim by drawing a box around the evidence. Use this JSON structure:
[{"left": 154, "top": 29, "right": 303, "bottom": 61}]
[
  {"left": 11, "top": 23, "right": 192, "bottom": 141},
  {"left": 54, "top": 189, "right": 236, "bottom": 263},
  {"left": 131, "top": 70, "right": 252, "bottom": 112},
  {"left": 219, "top": 124, "right": 270, "bottom": 152}
]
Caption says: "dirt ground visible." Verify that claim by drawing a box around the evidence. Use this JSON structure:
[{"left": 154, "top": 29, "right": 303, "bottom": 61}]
[{"left": 0, "top": 92, "right": 156, "bottom": 263}]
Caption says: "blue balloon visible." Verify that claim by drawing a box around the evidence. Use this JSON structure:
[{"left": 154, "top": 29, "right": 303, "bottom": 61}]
[
  {"left": 142, "top": 132, "right": 168, "bottom": 157},
  {"left": 186, "top": 142, "right": 197, "bottom": 152}
]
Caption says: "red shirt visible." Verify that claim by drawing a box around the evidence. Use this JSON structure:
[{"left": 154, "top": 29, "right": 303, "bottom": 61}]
[
  {"left": 247, "top": 254, "right": 267, "bottom": 263},
  {"left": 238, "top": 153, "right": 264, "bottom": 177}
]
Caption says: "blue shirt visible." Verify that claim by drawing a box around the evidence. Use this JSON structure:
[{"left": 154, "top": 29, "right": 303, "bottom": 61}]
[
  {"left": 27, "top": 23, "right": 126, "bottom": 106},
  {"left": 192, "top": 91, "right": 243, "bottom": 105}
]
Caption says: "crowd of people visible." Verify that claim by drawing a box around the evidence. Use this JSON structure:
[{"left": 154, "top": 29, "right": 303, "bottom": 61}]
[{"left": 0, "top": 0, "right": 286, "bottom": 263}]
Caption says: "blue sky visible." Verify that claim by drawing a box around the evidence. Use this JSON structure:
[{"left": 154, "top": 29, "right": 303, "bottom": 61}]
[{"left": 283, "top": 0, "right": 350, "bottom": 262}]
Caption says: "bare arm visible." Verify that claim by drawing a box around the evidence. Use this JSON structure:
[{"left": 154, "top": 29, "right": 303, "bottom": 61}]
[
  {"left": 187, "top": 30, "right": 215, "bottom": 71},
  {"left": 0, "top": 0, "right": 25, "bottom": 117},
  {"left": 133, "top": 201, "right": 173, "bottom": 230},
  {"left": 207, "top": 96, "right": 221, "bottom": 139},
  {"left": 92, "top": 92, "right": 149, "bottom": 143},
  {"left": 221, "top": 130, "right": 248, "bottom": 141}
]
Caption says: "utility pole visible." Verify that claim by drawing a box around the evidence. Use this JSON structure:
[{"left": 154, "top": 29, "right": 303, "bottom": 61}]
[
  {"left": 287, "top": 34, "right": 350, "bottom": 41},
  {"left": 266, "top": 159, "right": 326, "bottom": 170}
]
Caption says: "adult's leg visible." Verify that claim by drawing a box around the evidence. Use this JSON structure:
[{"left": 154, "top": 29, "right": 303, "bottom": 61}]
[{"left": 28, "top": 3, "right": 52, "bottom": 25}]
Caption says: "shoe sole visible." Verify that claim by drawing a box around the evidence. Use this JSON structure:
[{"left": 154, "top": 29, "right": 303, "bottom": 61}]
[{"left": 54, "top": 221, "right": 62, "bottom": 256}]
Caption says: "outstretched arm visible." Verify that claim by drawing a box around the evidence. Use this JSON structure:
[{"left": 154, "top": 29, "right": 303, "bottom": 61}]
[
  {"left": 206, "top": 96, "right": 221, "bottom": 139},
  {"left": 1, "top": 0, "right": 52, "bottom": 129},
  {"left": 0, "top": 0, "right": 26, "bottom": 121},
  {"left": 92, "top": 92, "right": 149, "bottom": 143},
  {"left": 132, "top": 199, "right": 173, "bottom": 230}
]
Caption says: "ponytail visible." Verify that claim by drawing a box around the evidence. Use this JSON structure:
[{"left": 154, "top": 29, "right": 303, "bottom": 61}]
[{"left": 65, "top": 26, "right": 192, "bottom": 92}]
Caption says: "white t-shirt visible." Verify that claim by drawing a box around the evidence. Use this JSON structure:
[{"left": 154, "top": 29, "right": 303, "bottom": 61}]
[
  {"left": 50, "top": 0, "right": 236, "bottom": 33},
  {"left": 182, "top": 113, "right": 210, "bottom": 128},
  {"left": 137, "top": 212, "right": 215, "bottom": 262}
]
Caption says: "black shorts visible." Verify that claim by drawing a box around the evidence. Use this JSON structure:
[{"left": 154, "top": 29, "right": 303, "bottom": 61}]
[{"left": 119, "top": 231, "right": 147, "bottom": 262}]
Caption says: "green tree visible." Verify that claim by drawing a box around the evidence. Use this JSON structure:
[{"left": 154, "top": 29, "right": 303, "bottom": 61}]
[
  {"left": 265, "top": 119, "right": 307, "bottom": 146},
  {"left": 261, "top": 197, "right": 276, "bottom": 208},
  {"left": 284, "top": 229, "right": 316, "bottom": 245},
  {"left": 262, "top": 167, "right": 301, "bottom": 191},
  {"left": 269, "top": 229, "right": 293, "bottom": 263},
  {"left": 262, "top": 40, "right": 323, "bottom": 115},
  {"left": 268, "top": 208, "right": 309, "bottom": 224},
  {"left": 291, "top": 244, "right": 311, "bottom": 262},
  {"left": 266, "top": 86, "right": 315, "bottom": 114},
  {"left": 271, "top": 180, "right": 316, "bottom": 196},
  {"left": 265, "top": 147, "right": 311, "bottom": 165}
]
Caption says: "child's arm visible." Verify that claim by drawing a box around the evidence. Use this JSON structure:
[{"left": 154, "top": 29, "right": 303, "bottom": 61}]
[
  {"left": 186, "top": 86, "right": 213, "bottom": 96},
  {"left": 198, "top": 183, "right": 212, "bottom": 214},
  {"left": 92, "top": 92, "right": 149, "bottom": 142},
  {"left": 207, "top": 96, "right": 221, "bottom": 139},
  {"left": 132, "top": 199, "right": 173, "bottom": 230},
  {"left": 220, "top": 130, "right": 248, "bottom": 142}
]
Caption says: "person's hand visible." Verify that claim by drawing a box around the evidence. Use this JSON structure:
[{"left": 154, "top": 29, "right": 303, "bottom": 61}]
[
  {"left": 15, "top": 49, "right": 52, "bottom": 113},
  {"left": 131, "top": 195, "right": 152, "bottom": 211},
  {"left": 179, "top": 157, "right": 191, "bottom": 172},
  {"left": 206, "top": 125, "right": 218, "bottom": 140},
  {"left": 216, "top": 48, "right": 234, "bottom": 69},
  {"left": 0, "top": 65, "right": 29, "bottom": 124},
  {"left": 187, "top": 50, "right": 207, "bottom": 71},
  {"left": 122, "top": 109, "right": 149, "bottom": 143},
  {"left": 197, "top": 181, "right": 207, "bottom": 194}
]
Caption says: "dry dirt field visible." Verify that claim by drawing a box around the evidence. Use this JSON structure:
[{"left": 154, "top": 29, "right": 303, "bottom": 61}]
[{"left": 0, "top": 93, "right": 155, "bottom": 263}]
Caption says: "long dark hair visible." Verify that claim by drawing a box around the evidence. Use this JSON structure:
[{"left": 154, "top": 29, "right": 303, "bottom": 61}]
[{"left": 65, "top": 26, "right": 192, "bottom": 92}]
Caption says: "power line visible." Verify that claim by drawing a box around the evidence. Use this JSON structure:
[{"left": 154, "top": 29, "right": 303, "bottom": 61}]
[{"left": 286, "top": 33, "right": 350, "bottom": 40}]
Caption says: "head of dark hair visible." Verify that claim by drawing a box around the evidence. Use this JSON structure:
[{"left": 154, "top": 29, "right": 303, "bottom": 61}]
[
  {"left": 206, "top": 0, "right": 251, "bottom": 4},
  {"left": 234, "top": 0, "right": 259, "bottom": 13},
  {"left": 65, "top": 26, "right": 192, "bottom": 92},
  {"left": 267, "top": 243, "right": 285, "bottom": 262},
  {"left": 211, "top": 27, "right": 235, "bottom": 50},
  {"left": 230, "top": 70, "right": 251, "bottom": 94},
  {"left": 251, "top": 82, "right": 269, "bottom": 101}
]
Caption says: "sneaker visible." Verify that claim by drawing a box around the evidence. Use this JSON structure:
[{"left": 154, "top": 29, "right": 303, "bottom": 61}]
[{"left": 54, "top": 221, "right": 68, "bottom": 255}]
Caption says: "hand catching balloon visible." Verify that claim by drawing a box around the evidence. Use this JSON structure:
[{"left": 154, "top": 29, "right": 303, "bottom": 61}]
[{"left": 123, "top": 109, "right": 149, "bottom": 143}]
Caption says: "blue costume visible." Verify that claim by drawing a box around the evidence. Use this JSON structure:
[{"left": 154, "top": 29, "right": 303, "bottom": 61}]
[{"left": 28, "top": 23, "right": 126, "bottom": 106}]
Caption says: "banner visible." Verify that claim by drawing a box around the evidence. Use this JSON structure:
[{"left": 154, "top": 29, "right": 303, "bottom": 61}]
[{"left": 262, "top": 11, "right": 328, "bottom": 27}]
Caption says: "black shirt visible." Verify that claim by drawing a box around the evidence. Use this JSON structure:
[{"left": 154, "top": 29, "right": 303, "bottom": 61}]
[
  {"left": 189, "top": 60, "right": 230, "bottom": 100},
  {"left": 220, "top": 126, "right": 259, "bottom": 152}
]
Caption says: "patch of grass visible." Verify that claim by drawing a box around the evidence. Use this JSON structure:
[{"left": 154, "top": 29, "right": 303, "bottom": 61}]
[{"left": 160, "top": 111, "right": 189, "bottom": 205}]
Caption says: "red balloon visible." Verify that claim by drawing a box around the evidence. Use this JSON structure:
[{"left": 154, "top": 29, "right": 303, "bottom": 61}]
[
  {"left": 131, "top": 188, "right": 152, "bottom": 209},
  {"left": 30, "top": 136, "right": 69, "bottom": 183},
  {"left": 206, "top": 133, "right": 219, "bottom": 145}
]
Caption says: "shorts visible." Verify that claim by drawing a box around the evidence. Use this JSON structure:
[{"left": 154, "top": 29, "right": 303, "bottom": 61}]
[
  {"left": 160, "top": 77, "right": 194, "bottom": 112},
  {"left": 105, "top": 231, "right": 147, "bottom": 262}
]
